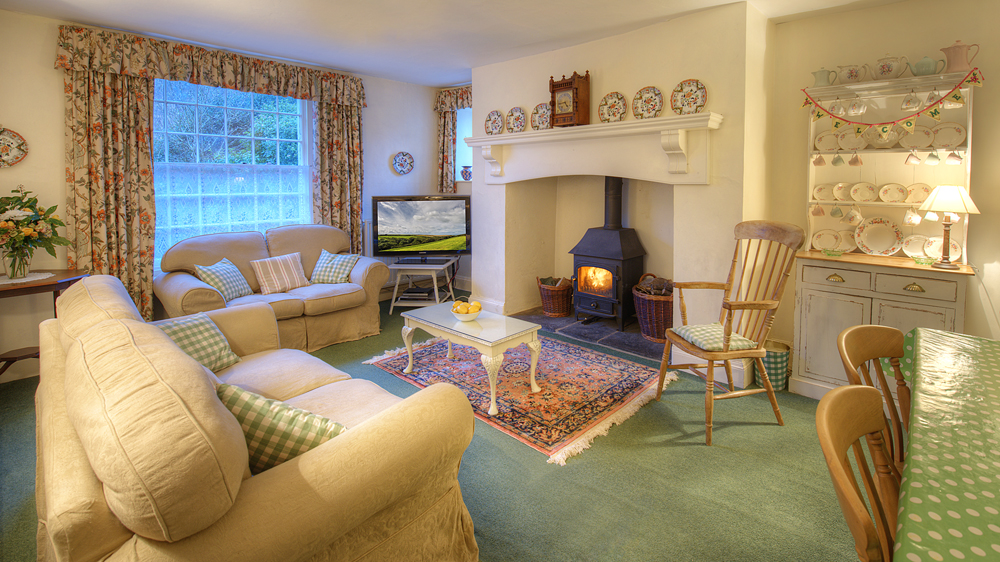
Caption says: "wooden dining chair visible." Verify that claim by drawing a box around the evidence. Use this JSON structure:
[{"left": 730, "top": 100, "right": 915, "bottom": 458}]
[
  {"left": 655, "top": 220, "right": 805, "bottom": 445},
  {"left": 817, "top": 385, "right": 900, "bottom": 562},
  {"left": 838, "top": 325, "right": 909, "bottom": 472}
]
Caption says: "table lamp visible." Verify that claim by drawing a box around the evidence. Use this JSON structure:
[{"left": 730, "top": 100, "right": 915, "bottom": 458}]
[{"left": 918, "top": 185, "right": 979, "bottom": 269}]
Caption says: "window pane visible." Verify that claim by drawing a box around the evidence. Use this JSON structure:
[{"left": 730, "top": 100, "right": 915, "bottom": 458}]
[
  {"left": 202, "top": 196, "right": 229, "bottom": 225},
  {"left": 167, "top": 105, "right": 196, "bottom": 133},
  {"left": 254, "top": 139, "right": 277, "bottom": 165},
  {"left": 198, "top": 136, "right": 226, "bottom": 164},
  {"left": 226, "top": 90, "right": 251, "bottom": 109},
  {"left": 153, "top": 134, "right": 166, "bottom": 163},
  {"left": 227, "top": 138, "right": 252, "bottom": 164},
  {"left": 278, "top": 97, "right": 299, "bottom": 113},
  {"left": 278, "top": 114, "right": 299, "bottom": 140},
  {"left": 230, "top": 167, "right": 254, "bottom": 193},
  {"left": 201, "top": 167, "right": 228, "bottom": 194},
  {"left": 227, "top": 109, "right": 251, "bottom": 136},
  {"left": 254, "top": 94, "right": 277, "bottom": 111},
  {"left": 198, "top": 106, "right": 225, "bottom": 135},
  {"left": 257, "top": 168, "right": 280, "bottom": 193},
  {"left": 279, "top": 142, "right": 299, "bottom": 165},
  {"left": 165, "top": 81, "right": 197, "bottom": 103},
  {"left": 253, "top": 113, "right": 277, "bottom": 138},
  {"left": 153, "top": 102, "right": 165, "bottom": 131},
  {"left": 167, "top": 133, "right": 197, "bottom": 163},
  {"left": 198, "top": 85, "right": 225, "bottom": 107}
]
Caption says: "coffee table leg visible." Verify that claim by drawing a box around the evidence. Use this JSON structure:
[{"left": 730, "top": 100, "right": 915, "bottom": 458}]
[
  {"left": 402, "top": 326, "right": 415, "bottom": 374},
  {"left": 447, "top": 340, "right": 454, "bottom": 359},
  {"left": 481, "top": 353, "right": 505, "bottom": 416},
  {"left": 527, "top": 340, "right": 541, "bottom": 393}
]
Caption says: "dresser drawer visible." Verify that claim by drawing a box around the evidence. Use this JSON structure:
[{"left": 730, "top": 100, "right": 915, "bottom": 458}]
[
  {"left": 802, "top": 265, "right": 871, "bottom": 291},
  {"left": 875, "top": 273, "right": 958, "bottom": 302}
]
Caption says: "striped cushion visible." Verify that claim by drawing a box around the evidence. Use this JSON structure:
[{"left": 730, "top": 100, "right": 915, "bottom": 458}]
[
  {"left": 217, "top": 384, "right": 346, "bottom": 474},
  {"left": 250, "top": 252, "right": 310, "bottom": 295},
  {"left": 671, "top": 322, "right": 758, "bottom": 352},
  {"left": 311, "top": 249, "right": 360, "bottom": 284},
  {"left": 154, "top": 312, "right": 241, "bottom": 372},
  {"left": 195, "top": 258, "right": 254, "bottom": 302}
]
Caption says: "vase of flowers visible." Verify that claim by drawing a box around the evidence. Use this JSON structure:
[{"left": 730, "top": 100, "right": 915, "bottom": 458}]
[{"left": 0, "top": 185, "right": 71, "bottom": 279}]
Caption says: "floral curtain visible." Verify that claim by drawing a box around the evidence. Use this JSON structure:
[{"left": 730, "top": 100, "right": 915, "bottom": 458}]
[
  {"left": 55, "top": 25, "right": 367, "bottom": 316},
  {"left": 434, "top": 86, "right": 472, "bottom": 193}
]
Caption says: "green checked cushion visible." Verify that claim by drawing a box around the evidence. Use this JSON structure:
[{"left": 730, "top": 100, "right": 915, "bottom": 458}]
[
  {"left": 195, "top": 258, "right": 254, "bottom": 302},
  {"left": 671, "top": 322, "right": 758, "bottom": 352},
  {"left": 155, "top": 312, "right": 241, "bottom": 372},
  {"left": 311, "top": 249, "right": 360, "bottom": 284},
  {"left": 216, "top": 384, "right": 347, "bottom": 474}
]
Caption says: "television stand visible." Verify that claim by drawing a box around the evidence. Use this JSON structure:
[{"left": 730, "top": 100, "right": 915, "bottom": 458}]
[{"left": 388, "top": 256, "right": 459, "bottom": 314}]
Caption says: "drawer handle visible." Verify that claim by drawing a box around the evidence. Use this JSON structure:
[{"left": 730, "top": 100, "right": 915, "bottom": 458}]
[
  {"left": 904, "top": 282, "right": 926, "bottom": 293},
  {"left": 826, "top": 273, "right": 846, "bottom": 283}
]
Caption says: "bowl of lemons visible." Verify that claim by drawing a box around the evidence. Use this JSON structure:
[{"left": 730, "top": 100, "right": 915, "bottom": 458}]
[{"left": 451, "top": 299, "right": 482, "bottom": 321}]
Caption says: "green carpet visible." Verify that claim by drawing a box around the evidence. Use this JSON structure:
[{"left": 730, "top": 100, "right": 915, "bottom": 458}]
[{"left": 1, "top": 300, "right": 857, "bottom": 561}]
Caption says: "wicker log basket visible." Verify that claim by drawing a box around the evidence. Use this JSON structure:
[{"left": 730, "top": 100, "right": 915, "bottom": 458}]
[
  {"left": 633, "top": 273, "right": 674, "bottom": 343},
  {"left": 537, "top": 276, "right": 573, "bottom": 317}
]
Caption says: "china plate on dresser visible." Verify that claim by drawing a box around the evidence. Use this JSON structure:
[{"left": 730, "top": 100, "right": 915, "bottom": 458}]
[
  {"left": 902, "top": 234, "right": 929, "bottom": 258},
  {"left": 854, "top": 217, "right": 903, "bottom": 256},
  {"left": 878, "top": 183, "right": 908, "bottom": 202},
  {"left": 811, "top": 230, "right": 842, "bottom": 251},
  {"left": 632, "top": 86, "right": 664, "bottom": 119},
  {"left": 485, "top": 110, "right": 505, "bottom": 135},
  {"left": 898, "top": 125, "right": 934, "bottom": 149},
  {"left": 814, "top": 130, "right": 840, "bottom": 152},
  {"left": 813, "top": 183, "right": 836, "bottom": 201},
  {"left": 851, "top": 182, "right": 877, "bottom": 202},
  {"left": 905, "top": 183, "right": 932, "bottom": 204},
  {"left": 506, "top": 107, "right": 526, "bottom": 133},
  {"left": 931, "top": 123, "right": 967, "bottom": 149},
  {"left": 837, "top": 130, "right": 868, "bottom": 151},
  {"left": 923, "top": 237, "right": 962, "bottom": 261},
  {"left": 836, "top": 230, "right": 858, "bottom": 252},
  {"left": 670, "top": 79, "right": 708, "bottom": 115},
  {"left": 530, "top": 103, "right": 551, "bottom": 130},
  {"left": 833, "top": 182, "right": 854, "bottom": 201},
  {"left": 598, "top": 92, "right": 628, "bottom": 123}
]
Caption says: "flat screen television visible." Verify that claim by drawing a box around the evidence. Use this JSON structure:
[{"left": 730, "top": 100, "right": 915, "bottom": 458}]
[{"left": 371, "top": 195, "right": 471, "bottom": 258}]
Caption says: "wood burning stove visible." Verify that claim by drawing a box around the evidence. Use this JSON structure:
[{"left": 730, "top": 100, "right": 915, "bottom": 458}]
[{"left": 569, "top": 177, "right": 646, "bottom": 331}]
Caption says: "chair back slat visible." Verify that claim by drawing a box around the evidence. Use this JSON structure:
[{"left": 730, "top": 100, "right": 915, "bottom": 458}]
[{"left": 727, "top": 230, "right": 801, "bottom": 347}]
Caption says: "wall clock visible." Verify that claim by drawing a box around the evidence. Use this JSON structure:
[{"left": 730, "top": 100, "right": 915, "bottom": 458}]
[
  {"left": 549, "top": 71, "right": 591, "bottom": 127},
  {"left": 0, "top": 127, "right": 29, "bottom": 168}
]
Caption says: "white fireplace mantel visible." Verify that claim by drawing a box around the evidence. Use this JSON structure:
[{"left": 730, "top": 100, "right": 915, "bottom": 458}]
[{"left": 464, "top": 112, "right": 723, "bottom": 185}]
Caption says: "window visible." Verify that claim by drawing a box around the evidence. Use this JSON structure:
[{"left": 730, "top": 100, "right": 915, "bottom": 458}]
[
  {"left": 454, "top": 107, "right": 472, "bottom": 180},
  {"left": 152, "top": 79, "right": 312, "bottom": 269}
]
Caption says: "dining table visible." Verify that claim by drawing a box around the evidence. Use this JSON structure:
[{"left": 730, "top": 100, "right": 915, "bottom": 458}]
[{"left": 895, "top": 327, "right": 1000, "bottom": 561}]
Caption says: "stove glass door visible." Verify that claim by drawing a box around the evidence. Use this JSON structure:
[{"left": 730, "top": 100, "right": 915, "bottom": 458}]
[{"left": 577, "top": 266, "right": 614, "bottom": 298}]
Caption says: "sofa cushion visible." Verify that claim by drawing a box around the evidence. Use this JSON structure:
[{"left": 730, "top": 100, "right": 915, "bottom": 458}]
[
  {"left": 196, "top": 258, "right": 255, "bottom": 302},
  {"left": 217, "top": 384, "right": 347, "bottom": 474},
  {"left": 250, "top": 252, "right": 311, "bottom": 295},
  {"left": 153, "top": 312, "right": 241, "bottom": 372},
  {"left": 215, "top": 348, "right": 351, "bottom": 400},
  {"left": 56, "top": 275, "right": 143, "bottom": 340},
  {"left": 266, "top": 224, "right": 351, "bottom": 279},
  {"left": 287, "top": 283, "right": 367, "bottom": 316},
  {"left": 227, "top": 292, "right": 304, "bottom": 320},
  {"left": 283, "top": 379, "right": 404, "bottom": 428},
  {"left": 311, "top": 249, "right": 360, "bottom": 284},
  {"left": 64, "top": 319, "right": 248, "bottom": 542},
  {"left": 160, "top": 230, "right": 270, "bottom": 293}
]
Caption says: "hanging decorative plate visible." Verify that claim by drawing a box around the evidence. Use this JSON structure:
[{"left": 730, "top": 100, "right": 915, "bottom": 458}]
[
  {"left": 898, "top": 125, "right": 934, "bottom": 149},
  {"left": 811, "top": 230, "right": 842, "bottom": 251},
  {"left": 833, "top": 182, "right": 854, "bottom": 201},
  {"left": 506, "top": 107, "right": 526, "bottom": 133},
  {"left": 814, "top": 131, "right": 840, "bottom": 152},
  {"left": 670, "top": 79, "right": 708, "bottom": 115},
  {"left": 931, "top": 122, "right": 967, "bottom": 148},
  {"left": 855, "top": 217, "right": 903, "bottom": 256},
  {"left": 905, "top": 183, "right": 932, "bottom": 204},
  {"left": 878, "top": 183, "right": 908, "bottom": 202},
  {"left": 485, "top": 110, "right": 505, "bottom": 135},
  {"left": 813, "top": 183, "right": 836, "bottom": 201},
  {"left": 837, "top": 130, "right": 868, "bottom": 151},
  {"left": 902, "top": 234, "right": 929, "bottom": 258},
  {"left": 923, "top": 237, "right": 962, "bottom": 261},
  {"left": 836, "top": 231, "right": 858, "bottom": 252},
  {"left": 632, "top": 86, "right": 664, "bottom": 119},
  {"left": 863, "top": 127, "right": 899, "bottom": 149},
  {"left": 392, "top": 152, "right": 414, "bottom": 175},
  {"left": 598, "top": 92, "right": 628, "bottom": 123},
  {"left": 0, "top": 127, "right": 29, "bottom": 168},
  {"left": 531, "top": 103, "right": 552, "bottom": 130},
  {"left": 851, "top": 182, "right": 876, "bottom": 202}
]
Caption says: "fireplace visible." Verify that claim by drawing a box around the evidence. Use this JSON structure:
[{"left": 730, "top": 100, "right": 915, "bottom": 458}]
[{"left": 569, "top": 177, "right": 646, "bottom": 331}]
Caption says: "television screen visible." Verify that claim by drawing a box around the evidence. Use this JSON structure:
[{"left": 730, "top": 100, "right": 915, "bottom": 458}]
[{"left": 372, "top": 196, "right": 471, "bottom": 257}]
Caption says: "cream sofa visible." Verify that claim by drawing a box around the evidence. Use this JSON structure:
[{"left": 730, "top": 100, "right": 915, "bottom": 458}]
[
  {"left": 37, "top": 275, "right": 479, "bottom": 562},
  {"left": 154, "top": 224, "right": 389, "bottom": 352}
]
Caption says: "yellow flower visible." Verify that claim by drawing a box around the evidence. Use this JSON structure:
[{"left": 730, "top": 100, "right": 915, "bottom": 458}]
[{"left": 21, "top": 227, "right": 34, "bottom": 236}]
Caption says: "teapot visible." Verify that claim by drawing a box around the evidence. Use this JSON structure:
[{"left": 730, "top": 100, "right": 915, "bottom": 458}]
[
  {"left": 941, "top": 40, "right": 980, "bottom": 73},
  {"left": 811, "top": 67, "right": 837, "bottom": 87},
  {"left": 907, "top": 56, "right": 946, "bottom": 76},
  {"left": 872, "top": 54, "right": 909, "bottom": 79},
  {"left": 837, "top": 64, "right": 868, "bottom": 83}
]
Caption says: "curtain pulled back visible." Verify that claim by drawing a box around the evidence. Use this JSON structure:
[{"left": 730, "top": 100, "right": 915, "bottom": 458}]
[{"left": 434, "top": 86, "right": 472, "bottom": 193}]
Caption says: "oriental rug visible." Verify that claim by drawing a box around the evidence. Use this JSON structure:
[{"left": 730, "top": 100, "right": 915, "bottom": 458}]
[{"left": 365, "top": 336, "right": 678, "bottom": 465}]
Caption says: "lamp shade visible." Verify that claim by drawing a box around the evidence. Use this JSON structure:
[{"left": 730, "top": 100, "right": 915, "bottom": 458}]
[{"left": 918, "top": 185, "right": 980, "bottom": 214}]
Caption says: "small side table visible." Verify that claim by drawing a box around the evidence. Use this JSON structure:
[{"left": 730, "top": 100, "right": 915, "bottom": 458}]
[
  {"left": 387, "top": 257, "right": 459, "bottom": 314},
  {"left": 0, "top": 269, "right": 88, "bottom": 378}
]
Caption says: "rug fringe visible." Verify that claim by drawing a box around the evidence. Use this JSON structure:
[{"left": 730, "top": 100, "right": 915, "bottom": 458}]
[
  {"left": 363, "top": 337, "right": 445, "bottom": 364},
  {"left": 547, "top": 371, "right": 680, "bottom": 466}
]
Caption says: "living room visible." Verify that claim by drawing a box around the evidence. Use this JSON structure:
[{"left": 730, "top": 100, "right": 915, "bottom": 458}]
[{"left": 2, "top": 0, "right": 999, "bottom": 560}]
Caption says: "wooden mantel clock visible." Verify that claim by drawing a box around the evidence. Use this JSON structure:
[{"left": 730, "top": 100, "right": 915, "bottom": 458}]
[{"left": 549, "top": 71, "right": 590, "bottom": 127}]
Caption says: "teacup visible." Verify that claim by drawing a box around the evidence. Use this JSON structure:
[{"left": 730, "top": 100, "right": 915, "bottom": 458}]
[
  {"left": 903, "top": 207, "right": 922, "bottom": 226},
  {"left": 841, "top": 206, "right": 864, "bottom": 226},
  {"left": 830, "top": 205, "right": 844, "bottom": 218},
  {"left": 810, "top": 204, "right": 825, "bottom": 217}
]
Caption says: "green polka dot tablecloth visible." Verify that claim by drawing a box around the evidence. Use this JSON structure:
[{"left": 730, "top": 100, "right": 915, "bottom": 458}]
[{"left": 895, "top": 328, "right": 1000, "bottom": 561}]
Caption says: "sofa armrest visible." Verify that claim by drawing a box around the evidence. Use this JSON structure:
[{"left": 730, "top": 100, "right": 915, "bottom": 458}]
[
  {"left": 349, "top": 256, "right": 389, "bottom": 301},
  {"left": 106, "top": 383, "right": 474, "bottom": 561},
  {"left": 154, "top": 271, "right": 226, "bottom": 317},
  {"left": 204, "top": 303, "right": 281, "bottom": 356}
]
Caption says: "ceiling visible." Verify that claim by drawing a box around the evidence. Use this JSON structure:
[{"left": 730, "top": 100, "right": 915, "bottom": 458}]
[{"left": 0, "top": 0, "right": 901, "bottom": 87}]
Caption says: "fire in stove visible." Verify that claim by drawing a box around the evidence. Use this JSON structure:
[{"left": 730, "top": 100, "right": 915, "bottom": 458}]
[{"left": 578, "top": 266, "right": 613, "bottom": 297}]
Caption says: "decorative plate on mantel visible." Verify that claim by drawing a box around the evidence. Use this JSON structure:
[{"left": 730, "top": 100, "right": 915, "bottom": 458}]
[
  {"left": 598, "top": 92, "right": 628, "bottom": 123},
  {"left": 632, "top": 86, "right": 663, "bottom": 119},
  {"left": 0, "top": 127, "right": 28, "bottom": 168},
  {"left": 530, "top": 103, "right": 552, "bottom": 130},
  {"left": 485, "top": 110, "right": 505, "bottom": 135},
  {"left": 506, "top": 107, "right": 526, "bottom": 133},
  {"left": 670, "top": 79, "right": 707, "bottom": 115}
]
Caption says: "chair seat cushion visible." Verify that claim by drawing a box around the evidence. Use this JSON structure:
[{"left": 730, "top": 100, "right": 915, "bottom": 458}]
[{"left": 671, "top": 322, "right": 758, "bottom": 352}]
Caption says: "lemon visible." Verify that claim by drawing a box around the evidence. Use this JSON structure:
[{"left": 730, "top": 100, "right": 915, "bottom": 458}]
[
  {"left": 469, "top": 302, "right": 481, "bottom": 312},
  {"left": 456, "top": 303, "right": 470, "bottom": 314}
]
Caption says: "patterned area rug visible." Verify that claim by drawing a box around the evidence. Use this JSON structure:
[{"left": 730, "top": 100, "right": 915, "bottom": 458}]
[{"left": 366, "top": 336, "right": 678, "bottom": 465}]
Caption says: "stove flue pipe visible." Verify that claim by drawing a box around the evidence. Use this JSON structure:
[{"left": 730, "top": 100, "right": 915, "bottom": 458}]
[{"left": 604, "top": 176, "right": 623, "bottom": 230}]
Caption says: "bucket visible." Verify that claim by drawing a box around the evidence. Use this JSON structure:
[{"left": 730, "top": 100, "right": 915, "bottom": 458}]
[{"left": 755, "top": 341, "right": 790, "bottom": 391}]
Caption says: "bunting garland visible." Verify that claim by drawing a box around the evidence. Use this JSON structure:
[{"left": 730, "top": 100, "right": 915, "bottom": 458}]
[{"left": 800, "top": 67, "right": 983, "bottom": 132}]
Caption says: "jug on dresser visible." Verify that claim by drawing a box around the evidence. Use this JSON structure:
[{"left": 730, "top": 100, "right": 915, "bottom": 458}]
[
  {"left": 907, "top": 56, "right": 946, "bottom": 76},
  {"left": 941, "top": 40, "right": 980, "bottom": 74},
  {"left": 872, "top": 54, "right": 909, "bottom": 79},
  {"left": 837, "top": 64, "right": 868, "bottom": 83},
  {"left": 811, "top": 68, "right": 837, "bottom": 87}
]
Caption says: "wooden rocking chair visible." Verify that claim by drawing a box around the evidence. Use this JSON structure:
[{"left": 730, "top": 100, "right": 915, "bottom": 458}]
[{"left": 655, "top": 220, "right": 805, "bottom": 445}]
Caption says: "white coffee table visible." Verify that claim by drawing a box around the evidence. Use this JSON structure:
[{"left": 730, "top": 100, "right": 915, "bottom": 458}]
[{"left": 400, "top": 303, "right": 542, "bottom": 415}]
